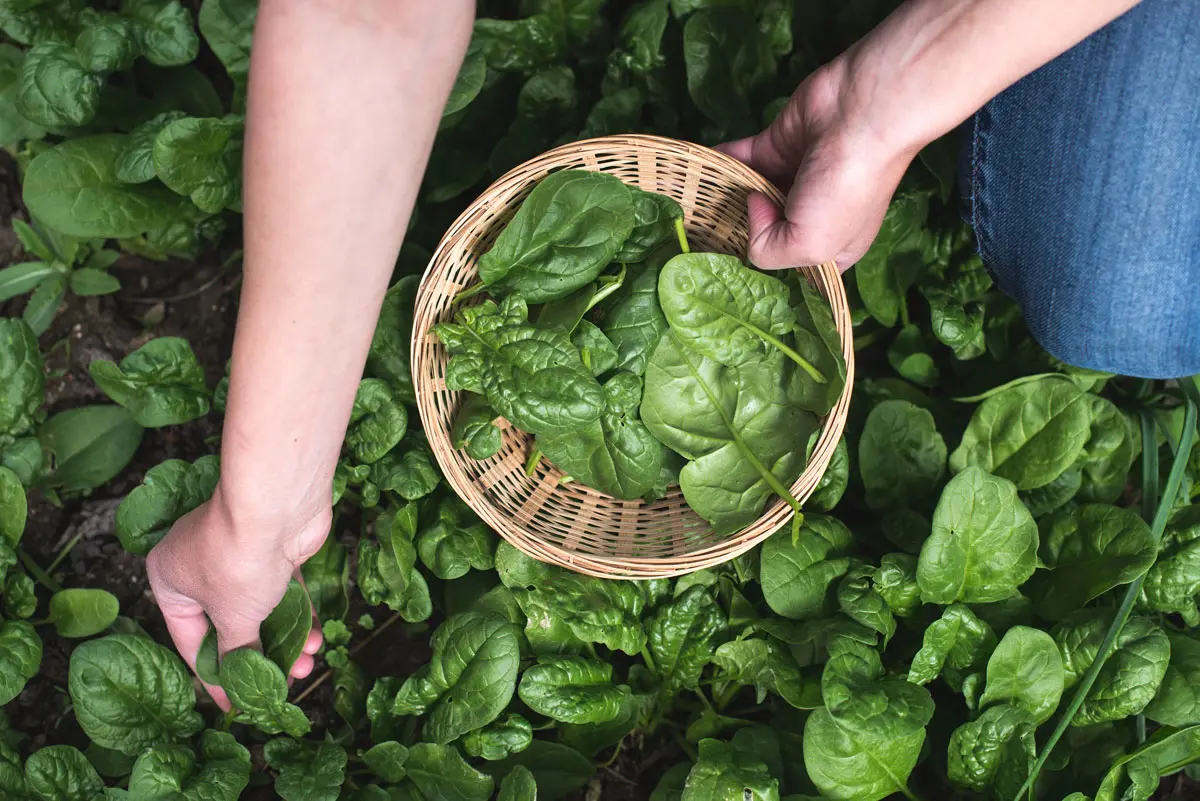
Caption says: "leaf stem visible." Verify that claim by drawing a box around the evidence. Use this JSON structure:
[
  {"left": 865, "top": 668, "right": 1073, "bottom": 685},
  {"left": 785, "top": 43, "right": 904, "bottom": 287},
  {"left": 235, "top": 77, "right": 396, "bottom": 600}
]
[
  {"left": 453, "top": 281, "right": 486, "bottom": 304},
  {"left": 524, "top": 446, "right": 542, "bottom": 477},
  {"left": 46, "top": 532, "right": 82, "bottom": 574},
  {"left": 741, "top": 318, "right": 826, "bottom": 383},
  {"left": 17, "top": 549, "right": 62, "bottom": 592},
  {"left": 1012, "top": 386, "right": 1197, "bottom": 801},
  {"left": 674, "top": 218, "right": 690, "bottom": 254},
  {"left": 640, "top": 646, "right": 658, "bottom": 675},
  {"left": 950, "top": 372, "right": 1064, "bottom": 403}
]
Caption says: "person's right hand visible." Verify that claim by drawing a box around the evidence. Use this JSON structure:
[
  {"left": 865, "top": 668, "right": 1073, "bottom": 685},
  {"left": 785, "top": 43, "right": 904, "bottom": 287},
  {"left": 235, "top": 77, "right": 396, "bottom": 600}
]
[
  {"left": 145, "top": 487, "right": 327, "bottom": 710},
  {"left": 718, "top": 61, "right": 922, "bottom": 273}
]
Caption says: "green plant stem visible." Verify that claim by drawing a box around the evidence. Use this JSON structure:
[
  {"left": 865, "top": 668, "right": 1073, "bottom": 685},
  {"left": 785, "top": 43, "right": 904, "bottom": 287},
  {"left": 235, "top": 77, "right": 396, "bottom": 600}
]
[
  {"left": 674, "top": 218, "right": 689, "bottom": 254},
  {"left": 453, "top": 281, "right": 485, "bottom": 304},
  {"left": 951, "top": 372, "right": 1064, "bottom": 403},
  {"left": 1013, "top": 388, "right": 1197, "bottom": 801},
  {"left": 640, "top": 646, "right": 658, "bottom": 675},
  {"left": 735, "top": 315, "right": 826, "bottom": 383},
  {"left": 1139, "top": 410, "right": 1159, "bottom": 525},
  {"left": 17, "top": 549, "right": 61, "bottom": 592},
  {"left": 668, "top": 727, "right": 697, "bottom": 762},
  {"left": 45, "top": 532, "right": 82, "bottom": 574},
  {"left": 524, "top": 446, "right": 542, "bottom": 477}
]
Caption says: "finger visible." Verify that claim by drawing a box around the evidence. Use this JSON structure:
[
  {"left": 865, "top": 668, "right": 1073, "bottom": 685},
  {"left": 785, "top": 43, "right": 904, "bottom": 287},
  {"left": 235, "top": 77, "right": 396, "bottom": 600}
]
[
  {"left": 291, "top": 653, "right": 316, "bottom": 680},
  {"left": 715, "top": 136, "right": 756, "bottom": 165},
  {"left": 746, "top": 192, "right": 802, "bottom": 270},
  {"left": 211, "top": 608, "right": 264, "bottom": 659},
  {"left": 303, "top": 628, "right": 323, "bottom": 656},
  {"left": 155, "top": 593, "right": 233, "bottom": 712}
]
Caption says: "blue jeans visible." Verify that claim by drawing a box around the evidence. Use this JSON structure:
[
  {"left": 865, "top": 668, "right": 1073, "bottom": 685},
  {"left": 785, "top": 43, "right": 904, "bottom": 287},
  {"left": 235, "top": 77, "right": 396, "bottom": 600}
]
[{"left": 960, "top": 0, "right": 1200, "bottom": 379}]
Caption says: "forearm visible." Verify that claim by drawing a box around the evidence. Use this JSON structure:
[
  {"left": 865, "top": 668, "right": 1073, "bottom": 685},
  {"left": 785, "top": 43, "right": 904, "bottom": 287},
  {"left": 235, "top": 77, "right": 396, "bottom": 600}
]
[
  {"left": 836, "top": 0, "right": 1142, "bottom": 153},
  {"left": 219, "top": 0, "right": 473, "bottom": 527}
]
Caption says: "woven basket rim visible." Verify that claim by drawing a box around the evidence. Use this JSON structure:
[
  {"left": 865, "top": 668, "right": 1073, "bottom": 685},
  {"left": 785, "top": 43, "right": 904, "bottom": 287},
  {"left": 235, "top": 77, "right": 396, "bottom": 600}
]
[{"left": 411, "top": 134, "right": 855, "bottom": 578}]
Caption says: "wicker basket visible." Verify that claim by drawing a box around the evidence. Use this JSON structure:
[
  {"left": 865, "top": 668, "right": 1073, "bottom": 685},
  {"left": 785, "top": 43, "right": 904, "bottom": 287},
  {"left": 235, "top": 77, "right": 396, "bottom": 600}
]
[{"left": 412, "top": 134, "right": 854, "bottom": 579}]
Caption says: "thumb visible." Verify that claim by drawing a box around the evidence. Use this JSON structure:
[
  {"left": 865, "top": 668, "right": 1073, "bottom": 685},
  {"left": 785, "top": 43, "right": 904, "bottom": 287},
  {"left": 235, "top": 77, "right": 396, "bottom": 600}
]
[
  {"left": 745, "top": 191, "right": 810, "bottom": 270},
  {"left": 212, "top": 607, "right": 264, "bottom": 660}
]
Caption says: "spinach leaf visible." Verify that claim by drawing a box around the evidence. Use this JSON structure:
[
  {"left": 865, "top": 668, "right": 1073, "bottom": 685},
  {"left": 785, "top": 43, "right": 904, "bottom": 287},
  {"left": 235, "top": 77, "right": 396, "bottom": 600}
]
[
  {"left": 642, "top": 333, "right": 815, "bottom": 534},
  {"left": 1027, "top": 504, "right": 1157, "bottom": 621},
  {"left": 837, "top": 563, "right": 896, "bottom": 645},
  {"left": 683, "top": 7, "right": 775, "bottom": 137},
  {"left": 712, "top": 638, "right": 811, "bottom": 709},
  {"left": 452, "top": 395, "right": 502, "bottom": 461},
  {"left": 658, "top": 252, "right": 823, "bottom": 382},
  {"left": 646, "top": 585, "right": 725, "bottom": 694},
  {"left": 1053, "top": 611, "right": 1170, "bottom": 727},
  {"left": 367, "top": 276, "right": 418, "bottom": 404},
  {"left": 346, "top": 379, "right": 408, "bottom": 464},
  {"left": 598, "top": 243, "right": 674, "bottom": 375},
  {"left": 0, "top": 317, "right": 45, "bottom": 439},
  {"left": 24, "top": 136, "right": 176, "bottom": 238},
  {"left": 24, "top": 745, "right": 104, "bottom": 801},
  {"left": 789, "top": 277, "right": 847, "bottom": 415},
  {"left": 16, "top": 42, "right": 101, "bottom": 128},
  {"left": 435, "top": 294, "right": 605, "bottom": 438},
  {"left": 1139, "top": 505, "right": 1200, "bottom": 625},
  {"left": 220, "top": 648, "right": 311, "bottom": 737},
  {"left": 263, "top": 738, "right": 346, "bottom": 801},
  {"left": 463, "top": 714, "right": 533, "bottom": 762},
  {"left": 946, "top": 704, "right": 1036, "bottom": 799},
  {"left": 497, "top": 765, "right": 537, "bottom": 801},
  {"left": 539, "top": 371, "right": 666, "bottom": 499},
  {"left": 917, "top": 467, "right": 1038, "bottom": 604},
  {"left": 950, "top": 377, "right": 1092, "bottom": 490},
  {"left": 760, "top": 514, "right": 854, "bottom": 620},
  {"left": 978, "top": 626, "right": 1064, "bottom": 724},
  {"left": 89, "top": 337, "right": 210, "bottom": 427},
  {"left": 47, "top": 589, "right": 120, "bottom": 639},
  {"left": 518, "top": 656, "right": 630, "bottom": 724},
  {"left": 127, "top": 730, "right": 250, "bottom": 801},
  {"left": 260, "top": 578, "right": 313, "bottom": 677},
  {"left": 393, "top": 612, "right": 521, "bottom": 744},
  {"left": 114, "top": 455, "right": 218, "bottom": 555},
  {"left": 1144, "top": 630, "right": 1200, "bottom": 728},
  {"left": 404, "top": 743, "right": 493, "bottom": 801},
  {"left": 0, "top": 467, "right": 26, "bottom": 546},
  {"left": 908, "top": 604, "right": 997, "bottom": 688},
  {"left": 38, "top": 406, "right": 144, "bottom": 493},
  {"left": 854, "top": 192, "right": 928, "bottom": 328},
  {"left": 858, "top": 399, "right": 946, "bottom": 511},
  {"left": 613, "top": 188, "right": 683, "bottom": 263},
  {"left": 68, "top": 634, "right": 203, "bottom": 754},
  {"left": 415, "top": 495, "right": 495, "bottom": 581},
  {"left": 806, "top": 435, "right": 849, "bottom": 513},
  {"left": 0, "top": 620, "right": 40, "bottom": 706},
  {"left": 478, "top": 170, "right": 634, "bottom": 303},
  {"left": 1077, "top": 394, "right": 1138, "bottom": 503},
  {"left": 681, "top": 737, "right": 780, "bottom": 801},
  {"left": 152, "top": 115, "right": 242, "bottom": 214}
]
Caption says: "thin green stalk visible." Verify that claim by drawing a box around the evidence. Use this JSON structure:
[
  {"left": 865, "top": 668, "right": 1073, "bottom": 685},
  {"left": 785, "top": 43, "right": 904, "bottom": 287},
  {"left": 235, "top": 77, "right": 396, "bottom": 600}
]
[
  {"left": 640, "top": 646, "right": 658, "bottom": 675},
  {"left": 524, "top": 446, "right": 542, "bottom": 477},
  {"left": 951, "top": 372, "right": 1063, "bottom": 403},
  {"left": 17, "top": 549, "right": 61, "bottom": 592},
  {"left": 668, "top": 727, "right": 697, "bottom": 762},
  {"left": 1139, "top": 410, "right": 1159, "bottom": 525},
  {"left": 674, "top": 218, "right": 690, "bottom": 254},
  {"left": 453, "top": 281, "right": 485, "bottom": 304},
  {"left": 733, "top": 314, "right": 826, "bottom": 383},
  {"left": 1013, "top": 390, "right": 1197, "bottom": 801},
  {"left": 45, "top": 532, "right": 82, "bottom": 574}
]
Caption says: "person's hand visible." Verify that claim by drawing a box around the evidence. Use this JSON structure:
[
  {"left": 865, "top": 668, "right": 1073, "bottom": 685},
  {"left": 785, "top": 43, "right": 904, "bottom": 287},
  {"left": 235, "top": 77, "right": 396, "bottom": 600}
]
[
  {"left": 145, "top": 487, "right": 328, "bottom": 710},
  {"left": 718, "top": 60, "right": 922, "bottom": 272}
]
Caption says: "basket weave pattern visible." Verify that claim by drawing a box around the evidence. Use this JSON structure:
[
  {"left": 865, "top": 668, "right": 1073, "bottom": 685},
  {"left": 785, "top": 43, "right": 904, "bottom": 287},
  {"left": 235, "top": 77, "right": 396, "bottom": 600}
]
[{"left": 412, "top": 135, "right": 854, "bottom": 578}]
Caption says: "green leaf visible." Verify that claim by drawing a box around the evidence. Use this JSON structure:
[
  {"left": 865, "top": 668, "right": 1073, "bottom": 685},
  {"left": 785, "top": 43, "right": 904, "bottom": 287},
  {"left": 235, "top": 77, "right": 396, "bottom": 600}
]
[
  {"left": 261, "top": 578, "right": 313, "bottom": 677},
  {"left": 1028, "top": 504, "right": 1157, "bottom": 621},
  {"left": 917, "top": 467, "right": 1038, "bottom": 604},
  {"left": 1054, "top": 611, "right": 1171, "bottom": 727},
  {"left": 683, "top": 7, "right": 774, "bottom": 137},
  {"left": 0, "top": 261, "right": 57, "bottom": 302},
  {"left": 127, "top": 730, "right": 250, "bottom": 801},
  {"left": 415, "top": 495, "right": 495, "bottom": 581},
  {"left": 837, "top": 564, "right": 896, "bottom": 645},
  {"left": 346, "top": 379, "right": 408, "bottom": 464},
  {"left": 301, "top": 535, "right": 349, "bottom": 623},
  {"left": 393, "top": 612, "right": 520, "bottom": 744},
  {"left": 853, "top": 192, "right": 928, "bottom": 328},
  {"left": 518, "top": 656, "right": 630, "bottom": 724},
  {"left": 478, "top": 170, "right": 634, "bottom": 304},
  {"left": 152, "top": 116, "right": 242, "bottom": 213},
  {"left": 858, "top": 399, "right": 946, "bottom": 511},
  {"left": 16, "top": 42, "right": 100, "bottom": 128},
  {"left": 642, "top": 332, "right": 816, "bottom": 533},
  {"left": 1094, "top": 725, "right": 1200, "bottom": 801},
  {"left": 39, "top": 405, "right": 144, "bottom": 493},
  {"left": 366, "top": 275, "right": 418, "bottom": 403},
  {"left": 950, "top": 377, "right": 1092, "bottom": 490},
  {"left": 946, "top": 704, "right": 1036, "bottom": 798},
  {"left": 23, "top": 135, "right": 176, "bottom": 239},
  {"left": 802, "top": 703, "right": 921, "bottom": 801},
  {"left": 116, "top": 111, "right": 186, "bottom": 184},
  {"left": 647, "top": 585, "right": 724, "bottom": 694},
  {"left": 22, "top": 273, "right": 66, "bottom": 336},
  {"left": 712, "top": 638, "right": 812, "bottom": 709},
  {"left": 497, "top": 765, "right": 537, "bottom": 801},
  {"left": 68, "top": 634, "right": 202, "bottom": 755},
  {"left": 3, "top": 572, "right": 35, "bottom": 620},
  {"left": 488, "top": 741, "right": 593, "bottom": 801},
  {"left": 760, "top": 514, "right": 853, "bottom": 620},
  {"left": 908, "top": 604, "right": 997, "bottom": 687},
  {"left": 75, "top": 12, "right": 137, "bottom": 73},
  {"left": 405, "top": 743, "right": 493, "bottom": 801},
  {"left": 361, "top": 741, "right": 407, "bottom": 784},
  {"left": 1144, "top": 630, "right": 1200, "bottom": 728},
  {"left": 444, "top": 45, "right": 486, "bottom": 117},
  {"left": 0, "top": 467, "right": 26, "bottom": 545},
  {"left": 264, "top": 738, "right": 346, "bottom": 801},
  {"left": 599, "top": 247, "right": 672, "bottom": 376},
  {"left": 89, "top": 337, "right": 210, "bottom": 427},
  {"left": 68, "top": 268, "right": 121, "bottom": 296},
  {"left": 978, "top": 626, "right": 1064, "bottom": 724},
  {"left": 114, "top": 455, "right": 218, "bottom": 555},
  {"left": 887, "top": 324, "right": 939, "bottom": 387},
  {"left": 1077, "top": 394, "right": 1138, "bottom": 503},
  {"left": 1138, "top": 505, "right": 1200, "bottom": 624},
  {"left": 0, "top": 317, "right": 45, "bottom": 439},
  {"left": 807, "top": 435, "right": 849, "bottom": 513},
  {"left": 25, "top": 745, "right": 104, "bottom": 801},
  {"left": 0, "top": 620, "right": 41, "bottom": 706},
  {"left": 197, "top": 0, "right": 254, "bottom": 81},
  {"left": 463, "top": 714, "right": 533, "bottom": 762},
  {"left": 0, "top": 44, "right": 45, "bottom": 147},
  {"left": 681, "top": 737, "right": 780, "bottom": 801},
  {"left": 614, "top": 188, "right": 683, "bottom": 263},
  {"left": 219, "top": 648, "right": 311, "bottom": 737},
  {"left": 451, "top": 395, "right": 502, "bottom": 461},
  {"left": 122, "top": 0, "right": 200, "bottom": 67},
  {"left": 48, "top": 589, "right": 120, "bottom": 639}
]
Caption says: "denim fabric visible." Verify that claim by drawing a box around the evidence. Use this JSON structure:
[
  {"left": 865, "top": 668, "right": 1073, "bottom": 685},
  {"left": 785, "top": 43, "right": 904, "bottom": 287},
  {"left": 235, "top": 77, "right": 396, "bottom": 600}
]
[{"left": 960, "top": 0, "right": 1200, "bottom": 378}]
